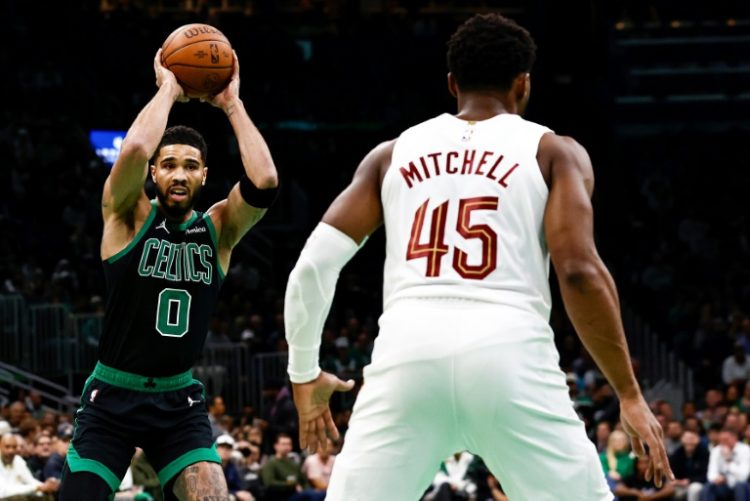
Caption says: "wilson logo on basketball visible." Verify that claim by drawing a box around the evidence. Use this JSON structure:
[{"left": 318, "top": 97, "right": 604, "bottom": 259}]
[{"left": 183, "top": 26, "right": 219, "bottom": 38}]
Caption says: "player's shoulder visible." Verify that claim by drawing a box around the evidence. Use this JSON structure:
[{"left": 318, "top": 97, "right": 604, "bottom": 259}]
[
  {"left": 369, "top": 138, "right": 397, "bottom": 158},
  {"left": 396, "top": 113, "right": 452, "bottom": 140},
  {"left": 538, "top": 133, "right": 594, "bottom": 185},
  {"left": 362, "top": 139, "right": 397, "bottom": 182},
  {"left": 538, "top": 133, "right": 591, "bottom": 163}
]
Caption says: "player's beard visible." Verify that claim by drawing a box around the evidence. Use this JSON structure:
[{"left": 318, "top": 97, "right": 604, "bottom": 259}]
[{"left": 155, "top": 183, "right": 202, "bottom": 220}]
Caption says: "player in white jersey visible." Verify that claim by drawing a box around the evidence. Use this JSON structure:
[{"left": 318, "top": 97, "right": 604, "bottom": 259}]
[{"left": 283, "top": 13, "right": 674, "bottom": 500}]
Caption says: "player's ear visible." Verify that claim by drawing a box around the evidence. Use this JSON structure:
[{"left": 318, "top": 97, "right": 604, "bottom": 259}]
[
  {"left": 202, "top": 167, "right": 207, "bottom": 186},
  {"left": 514, "top": 73, "right": 531, "bottom": 101},
  {"left": 514, "top": 73, "right": 531, "bottom": 114},
  {"left": 150, "top": 163, "right": 157, "bottom": 183},
  {"left": 447, "top": 73, "right": 458, "bottom": 98}
]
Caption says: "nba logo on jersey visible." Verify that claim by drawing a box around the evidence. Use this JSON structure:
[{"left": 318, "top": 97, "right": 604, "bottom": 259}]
[
  {"left": 90, "top": 389, "right": 99, "bottom": 403},
  {"left": 461, "top": 125, "right": 475, "bottom": 142}
]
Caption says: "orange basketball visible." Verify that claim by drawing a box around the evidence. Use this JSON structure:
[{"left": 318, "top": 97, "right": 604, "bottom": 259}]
[{"left": 161, "top": 23, "right": 233, "bottom": 98}]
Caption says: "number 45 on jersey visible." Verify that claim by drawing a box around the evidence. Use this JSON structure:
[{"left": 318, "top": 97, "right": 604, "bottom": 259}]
[{"left": 407, "top": 196, "right": 498, "bottom": 280}]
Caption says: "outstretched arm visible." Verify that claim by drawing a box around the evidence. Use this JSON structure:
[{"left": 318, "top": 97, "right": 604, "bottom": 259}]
[
  {"left": 539, "top": 133, "right": 674, "bottom": 486},
  {"left": 284, "top": 140, "right": 393, "bottom": 452},
  {"left": 206, "top": 52, "right": 278, "bottom": 260}
]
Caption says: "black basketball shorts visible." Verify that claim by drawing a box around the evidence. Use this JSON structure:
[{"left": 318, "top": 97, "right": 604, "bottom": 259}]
[{"left": 66, "top": 361, "right": 221, "bottom": 494}]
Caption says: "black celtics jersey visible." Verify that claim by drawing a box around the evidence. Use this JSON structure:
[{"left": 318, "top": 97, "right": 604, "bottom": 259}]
[{"left": 99, "top": 200, "right": 224, "bottom": 376}]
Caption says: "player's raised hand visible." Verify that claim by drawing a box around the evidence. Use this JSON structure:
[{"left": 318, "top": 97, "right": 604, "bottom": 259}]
[
  {"left": 203, "top": 50, "right": 240, "bottom": 112},
  {"left": 291, "top": 371, "right": 355, "bottom": 454},
  {"left": 619, "top": 395, "right": 674, "bottom": 488},
  {"left": 153, "top": 49, "right": 188, "bottom": 103}
]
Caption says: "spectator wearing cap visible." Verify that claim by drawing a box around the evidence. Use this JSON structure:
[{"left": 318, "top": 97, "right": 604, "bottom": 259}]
[
  {"left": 216, "top": 434, "right": 254, "bottom": 501},
  {"left": 42, "top": 427, "right": 72, "bottom": 481},
  {"left": 0, "top": 433, "right": 59, "bottom": 498}
]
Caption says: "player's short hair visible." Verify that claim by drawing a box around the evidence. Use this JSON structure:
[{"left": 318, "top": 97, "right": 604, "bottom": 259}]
[
  {"left": 154, "top": 125, "right": 208, "bottom": 164},
  {"left": 447, "top": 13, "right": 537, "bottom": 92}
]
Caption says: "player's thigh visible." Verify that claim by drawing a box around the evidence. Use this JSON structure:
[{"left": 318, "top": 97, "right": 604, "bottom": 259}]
[
  {"left": 140, "top": 383, "right": 222, "bottom": 490},
  {"left": 457, "top": 341, "right": 612, "bottom": 501},
  {"left": 170, "top": 461, "right": 228, "bottom": 501},
  {"left": 64, "top": 401, "right": 135, "bottom": 496},
  {"left": 326, "top": 358, "right": 457, "bottom": 501}
]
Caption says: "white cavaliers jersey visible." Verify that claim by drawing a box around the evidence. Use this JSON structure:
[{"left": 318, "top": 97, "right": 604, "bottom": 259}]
[{"left": 381, "top": 113, "right": 553, "bottom": 320}]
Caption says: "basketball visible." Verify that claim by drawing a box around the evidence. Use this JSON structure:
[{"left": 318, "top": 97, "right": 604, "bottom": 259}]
[{"left": 161, "top": 23, "right": 233, "bottom": 98}]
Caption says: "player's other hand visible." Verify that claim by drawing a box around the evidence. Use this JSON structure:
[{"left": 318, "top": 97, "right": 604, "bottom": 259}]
[
  {"left": 203, "top": 50, "right": 240, "bottom": 112},
  {"left": 291, "top": 370, "right": 355, "bottom": 454},
  {"left": 619, "top": 394, "right": 675, "bottom": 487},
  {"left": 153, "top": 49, "right": 188, "bottom": 103}
]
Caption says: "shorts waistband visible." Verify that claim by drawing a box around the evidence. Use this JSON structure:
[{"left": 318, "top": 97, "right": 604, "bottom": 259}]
[{"left": 92, "top": 361, "right": 194, "bottom": 392}]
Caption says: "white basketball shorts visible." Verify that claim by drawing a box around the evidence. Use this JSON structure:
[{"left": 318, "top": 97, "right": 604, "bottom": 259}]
[{"left": 326, "top": 298, "right": 612, "bottom": 501}]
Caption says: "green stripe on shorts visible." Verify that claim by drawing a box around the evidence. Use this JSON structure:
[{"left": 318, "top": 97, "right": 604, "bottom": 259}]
[
  {"left": 157, "top": 445, "right": 221, "bottom": 487},
  {"left": 67, "top": 444, "right": 121, "bottom": 493},
  {"left": 93, "top": 361, "right": 193, "bottom": 392}
]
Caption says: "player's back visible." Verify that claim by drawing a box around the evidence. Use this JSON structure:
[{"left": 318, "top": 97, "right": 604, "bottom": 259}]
[{"left": 381, "top": 112, "right": 552, "bottom": 321}]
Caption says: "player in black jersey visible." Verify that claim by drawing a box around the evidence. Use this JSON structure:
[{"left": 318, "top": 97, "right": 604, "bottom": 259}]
[{"left": 58, "top": 50, "right": 278, "bottom": 500}]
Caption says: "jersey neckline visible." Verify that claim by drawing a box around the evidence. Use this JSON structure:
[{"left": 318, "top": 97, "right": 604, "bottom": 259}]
[{"left": 440, "top": 112, "right": 519, "bottom": 125}]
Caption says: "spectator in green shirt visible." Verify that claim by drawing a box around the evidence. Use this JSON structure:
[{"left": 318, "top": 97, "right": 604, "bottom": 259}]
[
  {"left": 600, "top": 429, "right": 636, "bottom": 495},
  {"left": 260, "top": 433, "right": 324, "bottom": 501}
]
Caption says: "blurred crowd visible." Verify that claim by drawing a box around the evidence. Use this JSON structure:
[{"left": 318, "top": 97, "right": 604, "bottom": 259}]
[
  {"left": 9, "top": 373, "right": 750, "bottom": 500},
  {"left": 1, "top": 1, "right": 749, "bottom": 500}
]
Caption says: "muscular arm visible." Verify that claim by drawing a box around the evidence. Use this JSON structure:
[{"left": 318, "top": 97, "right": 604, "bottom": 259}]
[
  {"left": 207, "top": 97, "right": 278, "bottom": 250},
  {"left": 206, "top": 55, "right": 279, "bottom": 270},
  {"left": 540, "top": 133, "right": 672, "bottom": 484},
  {"left": 320, "top": 139, "right": 392, "bottom": 242},
  {"left": 285, "top": 139, "right": 392, "bottom": 382},
  {"left": 284, "top": 140, "right": 393, "bottom": 453},
  {"left": 103, "top": 55, "right": 183, "bottom": 219},
  {"left": 540, "top": 134, "right": 639, "bottom": 400},
  {"left": 101, "top": 51, "right": 185, "bottom": 259}
]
